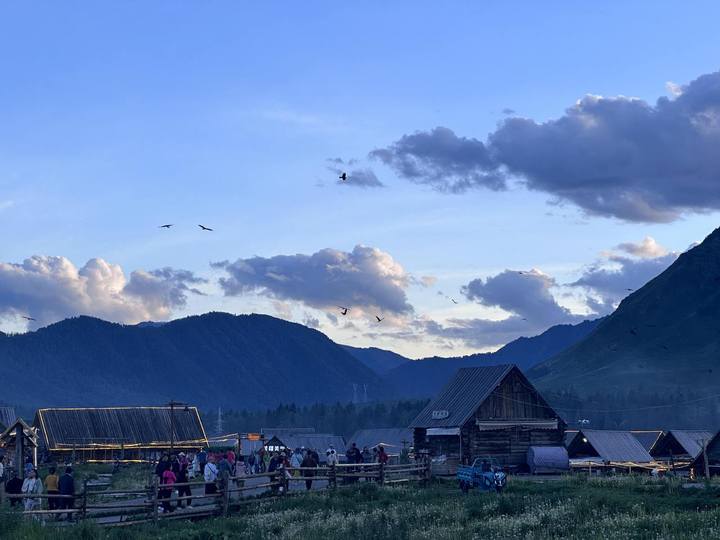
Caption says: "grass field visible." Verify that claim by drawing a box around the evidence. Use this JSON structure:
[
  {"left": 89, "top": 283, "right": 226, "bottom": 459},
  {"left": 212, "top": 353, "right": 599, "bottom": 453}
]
[{"left": 3, "top": 475, "right": 720, "bottom": 539}]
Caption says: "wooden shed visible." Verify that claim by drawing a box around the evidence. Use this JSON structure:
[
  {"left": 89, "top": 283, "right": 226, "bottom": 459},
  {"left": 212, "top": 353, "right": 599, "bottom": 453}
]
[
  {"left": 410, "top": 365, "right": 565, "bottom": 471},
  {"left": 650, "top": 430, "right": 714, "bottom": 465},
  {"left": 33, "top": 406, "right": 208, "bottom": 462}
]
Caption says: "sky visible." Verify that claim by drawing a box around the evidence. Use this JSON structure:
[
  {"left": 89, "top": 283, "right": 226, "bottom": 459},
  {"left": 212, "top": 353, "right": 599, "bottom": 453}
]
[{"left": 1, "top": 1, "right": 720, "bottom": 357}]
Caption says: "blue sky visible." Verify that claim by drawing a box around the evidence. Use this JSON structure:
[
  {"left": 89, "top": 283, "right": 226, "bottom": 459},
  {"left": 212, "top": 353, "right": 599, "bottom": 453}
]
[{"left": 1, "top": 2, "right": 719, "bottom": 356}]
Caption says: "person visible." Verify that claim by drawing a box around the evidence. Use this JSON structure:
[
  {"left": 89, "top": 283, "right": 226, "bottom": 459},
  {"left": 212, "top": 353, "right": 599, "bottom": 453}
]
[
  {"left": 267, "top": 452, "right": 282, "bottom": 494},
  {"left": 345, "top": 443, "right": 362, "bottom": 483},
  {"left": 190, "top": 452, "right": 199, "bottom": 479},
  {"left": 6, "top": 470, "right": 23, "bottom": 508},
  {"left": 155, "top": 453, "right": 170, "bottom": 480},
  {"left": 160, "top": 465, "right": 176, "bottom": 513},
  {"left": 377, "top": 446, "right": 389, "bottom": 465},
  {"left": 204, "top": 454, "right": 219, "bottom": 496},
  {"left": 45, "top": 466, "right": 60, "bottom": 511},
  {"left": 300, "top": 450, "right": 318, "bottom": 491},
  {"left": 58, "top": 467, "right": 75, "bottom": 520},
  {"left": 175, "top": 452, "right": 192, "bottom": 508},
  {"left": 290, "top": 447, "right": 303, "bottom": 476},
  {"left": 226, "top": 448, "right": 236, "bottom": 474},
  {"left": 247, "top": 452, "right": 256, "bottom": 474},
  {"left": 23, "top": 457, "right": 33, "bottom": 479},
  {"left": 21, "top": 469, "right": 42, "bottom": 512},
  {"left": 197, "top": 448, "right": 208, "bottom": 475},
  {"left": 218, "top": 453, "right": 233, "bottom": 477},
  {"left": 0, "top": 456, "right": 5, "bottom": 483},
  {"left": 326, "top": 447, "right": 339, "bottom": 466},
  {"left": 361, "top": 446, "right": 372, "bottom": 464}
]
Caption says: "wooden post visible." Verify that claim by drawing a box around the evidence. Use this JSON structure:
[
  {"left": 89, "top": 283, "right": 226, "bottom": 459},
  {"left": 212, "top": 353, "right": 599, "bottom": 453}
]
[
  {"left": 15, "top": 424, "right": 24, "bottom": 480},
  {"left": 0, "top": 477, "right": 5, "bottom": 506},
  {"left": 379, "top": 461, "right": 385, "bottom": 485},
  {"left": 81, "top": 480, "right": 88, "bottom": 522},
  {"left": 329, "top": 464, "right": 336, "bottom": 489},
  {"left": 152, "top": 476, "right": 159, "bottom": 523},
  {"left": 703, "top": 438, "right": 711, "bottom": 478},
  {"left": 221, "top": 471, "right": 230, "bottom": 516}
]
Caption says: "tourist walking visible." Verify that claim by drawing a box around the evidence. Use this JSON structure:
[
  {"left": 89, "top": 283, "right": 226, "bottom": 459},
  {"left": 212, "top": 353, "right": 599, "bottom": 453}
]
[
  {"left": 58, "top": 467, "right": 75, "bottom": 520},
  {"left": 6, "top": 471, "right": 23, "bottom": 507},
  {"left": 21, "top": 469, "right": 42, "bottom": 512},
  {"left": 44, "top": 467, "right": 60, "bottom": 511},
  {"left": 301, "top": 450, "right": 318, "bottom": 491},
  {"left": 175, "top": 452, "right": 192, "bottom": 508},
  {"left": 204, "top": 454, "right": 219, "bottom": 496},
  {"left": 160, "top": 466, "right": 176, "bottom": 513},
  {"left": 197, "top": 447, "right": 208, "bottom": 475}
]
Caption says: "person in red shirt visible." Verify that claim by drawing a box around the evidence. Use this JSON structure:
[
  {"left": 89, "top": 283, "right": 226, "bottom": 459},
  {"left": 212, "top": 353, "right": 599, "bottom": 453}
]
[
  {"left": 160, "top": 467, "right": 176, "bottom": 513},
  {"left": 377, "top": 446, "right": 389, "bottom": 465}
]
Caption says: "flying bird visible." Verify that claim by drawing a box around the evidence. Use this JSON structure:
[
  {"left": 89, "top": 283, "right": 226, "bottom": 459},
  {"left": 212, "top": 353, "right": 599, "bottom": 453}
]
[
  {"left": 339, "top": 172, "right": 348, "bottom": 181},
  {"left": 629, "top": 328, "right": 638, "bottom": 336},
  {"left": 450, "top": 298, "right": 458, "bottom": 304},
  {"left": 198, "top": 224, "right": 213, "bottom": 231},
  {"left": 22, "top": 316, "right": 36, "bottom": 321},
  {"left": 375, "top": 315, "right": 384, "bottom": 322},
  {"left": 159, "top": 224, "right": 174, "bottom": 229},
  {"left": 625, "top": 288, "right": 634, "bottom": 292},
  {"left": 338, "top": 306, "right": 350, "bottom": 316}
]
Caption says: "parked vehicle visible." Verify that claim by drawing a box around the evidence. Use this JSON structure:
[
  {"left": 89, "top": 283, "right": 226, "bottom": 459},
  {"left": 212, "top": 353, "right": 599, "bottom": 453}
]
[{"left": 457, "top": 457, "right": 507, "bottom": 493}]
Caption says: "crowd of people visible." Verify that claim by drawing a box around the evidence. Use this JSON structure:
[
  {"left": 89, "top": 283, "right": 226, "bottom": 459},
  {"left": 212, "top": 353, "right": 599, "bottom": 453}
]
[
  {"left": 0, "top": 455, "right": 75, "bottom": 518},
  {"left": 0, "top": 442, "right": 396, "bottom": 517}
]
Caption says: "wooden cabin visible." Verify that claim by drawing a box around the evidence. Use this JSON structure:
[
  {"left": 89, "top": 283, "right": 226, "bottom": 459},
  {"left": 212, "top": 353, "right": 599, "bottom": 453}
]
[
  {"left": 34, "top": 406, "right": 208, "bottom": 462},
  {"left": 410, "top": 365, "right": 565, "bottom": 471},
  {"left": 690, "top": 431, "right": 720, "bottom": 476}
]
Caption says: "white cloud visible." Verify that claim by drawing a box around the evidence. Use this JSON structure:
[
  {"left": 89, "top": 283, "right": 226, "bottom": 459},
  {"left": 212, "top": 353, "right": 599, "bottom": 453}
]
[{"left": 0, "top": 256, "right": 206, "bottom": 329}]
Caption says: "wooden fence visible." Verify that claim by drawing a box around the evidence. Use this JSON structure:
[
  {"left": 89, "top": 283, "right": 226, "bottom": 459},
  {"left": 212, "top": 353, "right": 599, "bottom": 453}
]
[{"left": 1, "top": 461, "right": 431, "bottom": 527}]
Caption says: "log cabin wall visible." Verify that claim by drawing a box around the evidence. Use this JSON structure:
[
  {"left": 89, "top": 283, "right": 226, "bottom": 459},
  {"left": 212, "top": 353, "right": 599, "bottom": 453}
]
[{"left": 475, "top": 369, "right": 556, "bottom": 420}]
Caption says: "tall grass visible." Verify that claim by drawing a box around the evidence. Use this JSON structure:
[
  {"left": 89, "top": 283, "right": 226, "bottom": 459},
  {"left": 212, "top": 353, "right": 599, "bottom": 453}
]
[{"left": 3, "top": 476, "right": 720, "bottom": 539}]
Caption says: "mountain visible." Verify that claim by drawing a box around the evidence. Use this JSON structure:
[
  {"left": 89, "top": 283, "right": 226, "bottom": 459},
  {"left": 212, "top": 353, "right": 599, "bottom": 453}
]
[
  {"left": 341, "top": 345, "right": 410, "bottom": 374},
  {"left": 383, "top": 318, "right": 601, "bottom": 399},
  {"left": 529, "top": 227, "right": 720, "bottom": 397},
  {"left": 0, "top": 312, "right": 385, "bottom": 410}
]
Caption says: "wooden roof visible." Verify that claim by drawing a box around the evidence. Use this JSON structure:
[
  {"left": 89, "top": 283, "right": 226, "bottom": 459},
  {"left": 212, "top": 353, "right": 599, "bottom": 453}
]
[
  {"left": 34, "top": 407, "right": 208, "bottom": 451},
  {"left": 409, "top": 365, "right": 559, "bottom": 429}
]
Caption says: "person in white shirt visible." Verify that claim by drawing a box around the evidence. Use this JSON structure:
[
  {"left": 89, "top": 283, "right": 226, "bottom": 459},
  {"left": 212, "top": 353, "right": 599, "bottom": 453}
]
[
  {"left": 21, "top": 469, "right": 42, "bottom": 511},
  {"left": 326, "top": 447, "right": 339, "bottom": 466},
  {"left": 204, "top": 454, "right": 219, "bottom": 495}
]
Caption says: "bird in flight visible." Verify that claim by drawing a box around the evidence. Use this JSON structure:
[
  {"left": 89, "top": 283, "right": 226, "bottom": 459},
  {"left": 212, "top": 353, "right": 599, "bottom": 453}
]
[
  {"left": 450, "top": 298, "right": 458, "bottom": 304},
  {"left": 338, "top": 306, "right": 350, "bottom": 316},
  {"left": 22, "top": 316, "right": 36, "bottom": 321},
  {"left": 625, "top": 288, "right": 634, "bottom": 292},
  {"left": 339, "top": 172, "right": 348, "bottom": 181},
  {"left": 629, "top": 328, "right": 638, "bottom": 336},
  {"left": 198, "top": 224, "right": 213, "bottom": 231},
  {"left": 375, "top": 315, "right": 384, "bottom": 322},
  {"left": 159, "top": 224, "right": 174, "bottom": 229}
]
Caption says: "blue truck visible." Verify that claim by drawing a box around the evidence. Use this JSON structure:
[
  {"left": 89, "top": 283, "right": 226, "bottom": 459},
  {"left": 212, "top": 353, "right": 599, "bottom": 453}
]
[{"left": 457, "top": 457, "right": 507, "bottom": 493}]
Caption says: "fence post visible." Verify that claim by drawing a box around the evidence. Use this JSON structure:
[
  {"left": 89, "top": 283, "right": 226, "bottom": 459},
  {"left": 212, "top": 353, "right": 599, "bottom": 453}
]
[
  {"left": 329, "top": 464, "right": 336, "bottom": 489},
  {"left": 81, "top": 480, "right": 88, "bottom": 522},
  {"left": 152, "top": 476, "right": 159, "bottom": 524},
  {"left": 222, "top": 471, "right": 230, "bottom": 516},
  {"left": 379, "top": 462, "right": 385, "bottom": 485}
]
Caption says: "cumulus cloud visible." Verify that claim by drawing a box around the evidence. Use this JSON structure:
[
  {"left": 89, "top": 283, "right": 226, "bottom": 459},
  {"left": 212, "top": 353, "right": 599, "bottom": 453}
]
[
  {"left": 571, "top": 251, "right": 678, "bottom": 314},
  {"left": 615, "top": 236, "right": 668, "bottom": 258},
  {"left": 463, "top": 269, "right": 579, "bottom": 326},
  {"left": 0, "top": 256, "right": 206, "bottom": 329},
  {"left": 302, "top": 314, "right": 321, "bottom": 329},
  {"left": 371, "top": 70, "right": 720, "bottom": 222},
  {"left": 421, "top": 316, "right": 544, "bottom": 349},
  {"left": 213, "top": 245, "right": 413, "bottom": 314},
  {"left": 370, "top": 127, "right": 504, "bottom": 193},
  {"left": 327, "top": 159, "right": 384, "bottom": 188}
]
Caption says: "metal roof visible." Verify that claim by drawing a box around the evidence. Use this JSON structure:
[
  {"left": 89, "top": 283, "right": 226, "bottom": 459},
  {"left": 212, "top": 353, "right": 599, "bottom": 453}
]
[
  {"left": 409, "top": 365, "right": 515, "bottom": 428},
  {"left": 34, "top": 407, "right": 208, "bottom": 450},
  {"left": 269, "top": 433, "right": 346, "bottom": 454},
  {"left": 630, "top": 430, "right": 664, "bottom": 452},
  {"left": 571, "top": 430, "right": 652, "bottom": 463},
  {"left": 658, "top": 430, "right": 714, "bottom": 459},
  {"left": 0, "top": 407, "right": 16, "bottom": 430},
  {"left": 348, "top": 428, "right": 413, "bottom": 452}
]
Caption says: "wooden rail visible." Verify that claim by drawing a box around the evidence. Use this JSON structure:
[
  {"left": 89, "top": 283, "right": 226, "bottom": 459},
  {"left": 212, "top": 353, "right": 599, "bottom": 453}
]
[{"left": 0, "top": 459, "right": 431, "bottom": 527}]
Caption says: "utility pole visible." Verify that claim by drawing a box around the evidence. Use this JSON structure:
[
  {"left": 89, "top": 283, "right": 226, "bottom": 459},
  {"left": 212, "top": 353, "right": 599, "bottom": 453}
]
[
  {"left": 216, "top": 406, "right": 223, "bottom": 435},
  {"left": 703, "top": 438, "right": 711, "bottom": 478},
  {"left": 167, "top": 400, "right": 189, "bottom": 454}
]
